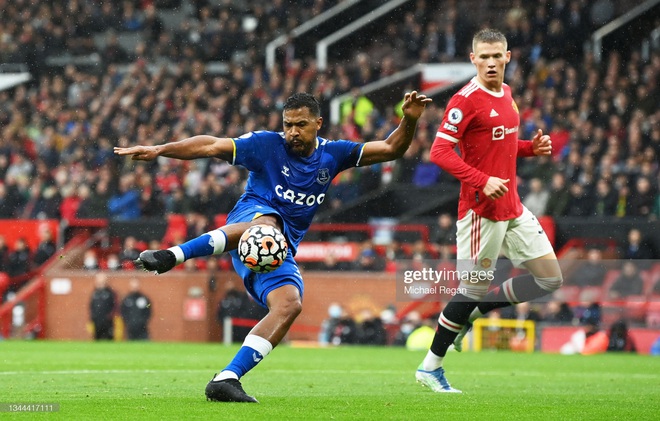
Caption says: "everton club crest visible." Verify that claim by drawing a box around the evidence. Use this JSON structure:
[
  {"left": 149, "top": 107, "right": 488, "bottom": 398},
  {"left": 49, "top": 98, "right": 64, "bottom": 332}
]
[{"left": 316, "top": 168, "right": 330, "bottom": 185}]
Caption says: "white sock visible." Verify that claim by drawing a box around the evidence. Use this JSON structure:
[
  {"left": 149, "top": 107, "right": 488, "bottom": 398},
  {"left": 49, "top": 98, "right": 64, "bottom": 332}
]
[
  {"left": 213, "top": 371, "right": 238, "bottom": 381},
  {"left": 422, "top": 350, "right": 444, "bottom": 371},
  {"left": 212, "top": 335, "right": 273, "bottom": 382},
  {"left": 243, "top": 334, "right": 274, "bottom": 357},
  {"left": 208, "top": 230, "right": 227, "bottom": 255},
  {"left": 168, "top": 246, "right": 185, "bottom": 264}
]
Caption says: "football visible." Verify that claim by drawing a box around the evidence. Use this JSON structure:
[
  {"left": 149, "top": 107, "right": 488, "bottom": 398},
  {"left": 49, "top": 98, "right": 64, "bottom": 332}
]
[{"left": 238, "top": 224, "right": 288, "bottom": 273}]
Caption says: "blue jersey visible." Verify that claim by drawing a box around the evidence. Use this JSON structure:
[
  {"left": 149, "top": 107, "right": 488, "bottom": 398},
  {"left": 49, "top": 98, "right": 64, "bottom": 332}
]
[{"left": 228, "top": 130, "right": 363, "bottom": 254}]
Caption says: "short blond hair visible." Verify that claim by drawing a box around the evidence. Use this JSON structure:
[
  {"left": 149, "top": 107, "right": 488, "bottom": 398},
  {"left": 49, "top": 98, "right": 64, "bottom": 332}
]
[{"left": 472, "top": 28, "right": 508, "bottom": 52}]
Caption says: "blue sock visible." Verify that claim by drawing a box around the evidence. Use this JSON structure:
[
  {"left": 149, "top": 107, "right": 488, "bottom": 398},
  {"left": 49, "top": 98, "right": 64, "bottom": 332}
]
[
  {"left": 178, "top": 234, "right": 214, "bottom": 260},
  {"left": 218, "top": 334, "right": 273, "bottom": 380},
  {"left": 223, "top": 346, "right": 264, "bottom": 379},
  {"left": 177, "top": 230, "right": 227, "bottom": 261}
]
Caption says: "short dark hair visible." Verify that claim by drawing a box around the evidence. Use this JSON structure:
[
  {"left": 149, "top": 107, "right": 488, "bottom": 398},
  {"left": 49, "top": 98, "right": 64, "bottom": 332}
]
[
  {"left": 283, "top": 93, "right": 321, "bottom": 117},
  {"left": 472, "top": 28, "right": 508, "bottom": 51}
]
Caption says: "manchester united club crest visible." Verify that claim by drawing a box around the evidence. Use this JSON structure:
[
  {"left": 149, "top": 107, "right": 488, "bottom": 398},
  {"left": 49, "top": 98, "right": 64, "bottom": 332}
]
[
  {"left": 480, "top": 258, "right": 492, "bottom": 269},
  {"left": 316, "top": 168, "right": 330, "bottom": 185}
]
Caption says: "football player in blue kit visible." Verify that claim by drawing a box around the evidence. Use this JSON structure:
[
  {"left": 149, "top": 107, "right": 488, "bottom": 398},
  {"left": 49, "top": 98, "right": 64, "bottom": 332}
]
[{"left": 114, "top": 91, "right": 431, "bottom": 402}]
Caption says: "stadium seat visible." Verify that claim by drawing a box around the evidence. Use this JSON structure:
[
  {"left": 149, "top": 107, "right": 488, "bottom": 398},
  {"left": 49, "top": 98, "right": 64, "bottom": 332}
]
[
  {"left": 600, "top": 304, "right": 625, "bottom": 327},
  {"left": 645, "top": 300, "right": 660, "bottom": 328},
  {"left": 553, "top": 285, "right": 580, "bottom": 304},
  {"left": 163, "top": 214, "right": 187, "bottom": 246},
  {"left": 214, "top": 214, "right": 228, "bottom": 228},
  {"left": 601, "top": 270, "right": 621, "bottom": 301},
  {"left": 579, "top": 286, "right": 604, "bottom": 303},
  {"left": 623, "top": 297, "right": 648, "bottom": 322}
]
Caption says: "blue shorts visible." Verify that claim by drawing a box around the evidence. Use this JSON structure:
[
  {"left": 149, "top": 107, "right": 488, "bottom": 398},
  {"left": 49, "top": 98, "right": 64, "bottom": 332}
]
[{"left": 226, "top": 203, "right": 304, "bottom": 309}]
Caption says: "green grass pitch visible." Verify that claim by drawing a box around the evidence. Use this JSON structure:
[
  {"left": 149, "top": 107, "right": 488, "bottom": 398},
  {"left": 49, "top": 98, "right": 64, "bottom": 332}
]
[{"left": 1, "top": 340, "right": 659, "bottom": 420}]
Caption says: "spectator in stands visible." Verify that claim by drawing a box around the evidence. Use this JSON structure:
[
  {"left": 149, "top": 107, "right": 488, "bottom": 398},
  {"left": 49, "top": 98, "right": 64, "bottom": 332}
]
[
  {"left": 412, "top": 149, "right": 441, "bottom": 187},
  {"left": 629, "top": 176, "right": 656, "bottom": 217},
  {"left": 352, "top": 241, "right": 386, "bottom": 272},
  {"left": 392, "top": 311, "right": 423, "bottom": 347},
  {"left": 592, "top": 178, "right": 618, "bottom": 216},
  {"left": 355, "top": 308, "right": 387, "bottom": 345},
  {"left": 216, "top": 280, "right": 268, "bottom": 343},
  {"left": 410, "top": 239, "right": 434, "bottom": 263},
  {"left": 139, "top": 186, "right": 165, "bottom": 219},
  {"left": 569, "top": 248, "right": 608, "bottom": 287},
  {"left": 108, "top": 174, "right": 141, "bottom": 220},
  {"left": 319, "top": 303, "right": 357, "bottom": 346},
  {"left": 319, "top": 252, "right": 350, "bottom": 272},
  {"left": 165, "top": 186, "right": 192, "bottom": 215},
  {"left": 0, "top": 235, "right": 8, "bottom": 273},
  {"left": 565, "top": 182, "right": 593, "bottom": 216},
  {"left": 118, "top": 236, "right": 141, "bottom": 267},
  {"left": 59, "top": 184, "right": 82, "bottom": 222},
  {"left": 544, "top": 172, "right": 570, "bottom": 217},
  {"left": 429, "top": 213, "right": 455, "bottom": 247},
  {"left": 613, "top": 176, "right": 632, "bottom": 217},
  {"left": 0, "top": 181, "right": 25, "bottom": 218},
  {"left": 621, "top": 228, "right": 655, "bottom": 261},
  {"left": 7, "top": 238, "right": 31, "bottom": 278},
  {"left": 522, "top": 177, "right": 549, "bottom": 216},
  {"left": 185, "top": 212, "right": 211, "bottom": 241},
  {"left": 76, "top": 181, "right": 111, "bottom": 219},
  {"left": 100, "top": 31, "right": 130, "bottom": 65},
  {"left": 606, "top": 319, "right": 637, "bottom": 353},
  {"left": 608, "top": 261, "right": 644, "bottom": 299},
  {"left": 28, "top": 185, "right": 62, "bottom": 220},
  {"left": 82, "top": 249, "right": 100, "bottom": 271},
  {"left": 142, "top": 4, "right": 165, "bottom": 43},
  {"left": 105, "top": 253, "right": 121, "bottom": 271},
  {"left": 32, "top": 228, "right": 57, "bottom": 267},
  {"left": 319, "top": 302, "right": 344, "bottom": 346},
  {"left": 577, "top": 302, "right": 602, "bottom": 328},
  {"left": 120, "top": 278, "right": 152, "bottom": 340},
  {"left": 326, "top": 167, "right": 361, "bottom": 210},
  {"left": 340, "top": 88, "right": 374, "bottom": 133},
  {"left": 89, "top": 272, "right": 117, "bottom": 340},
  {"left": 121, "top": 1, "right": 144, "bottom": 32},
  {"left": 189, "top": 180, "right": 220, "bottom": 222},
  {"left": 541, "top": 300, "right": 574, "bottom": 325}
]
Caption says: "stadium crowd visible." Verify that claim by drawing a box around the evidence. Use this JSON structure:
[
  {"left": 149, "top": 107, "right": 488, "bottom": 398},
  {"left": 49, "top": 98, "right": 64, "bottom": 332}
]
[{"left": 0, "top": 0, "right": 659, "bottom": 274}]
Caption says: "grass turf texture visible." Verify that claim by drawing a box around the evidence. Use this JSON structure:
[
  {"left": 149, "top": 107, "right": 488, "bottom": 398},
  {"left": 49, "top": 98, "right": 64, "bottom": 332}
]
[{"left": 1, "top": 341, "right": 659, "bottom": 420}]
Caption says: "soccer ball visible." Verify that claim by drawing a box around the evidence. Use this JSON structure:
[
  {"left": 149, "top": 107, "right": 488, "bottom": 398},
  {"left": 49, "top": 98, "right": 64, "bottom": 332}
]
[{"left": 238, "top": 224, "right": 288, "bottom": 273}]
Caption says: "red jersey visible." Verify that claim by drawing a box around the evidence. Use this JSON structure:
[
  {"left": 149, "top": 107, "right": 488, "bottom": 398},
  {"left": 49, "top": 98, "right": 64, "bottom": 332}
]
[{"left": 430, "top": 78, "right": 535, "bottom": 221}]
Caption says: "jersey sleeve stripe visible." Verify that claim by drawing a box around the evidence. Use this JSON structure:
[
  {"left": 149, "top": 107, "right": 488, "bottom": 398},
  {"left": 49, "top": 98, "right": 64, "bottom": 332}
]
[
  {"left": 231, "top": 138, "right": 237, "bottom": 165},
  {"left": 355, "top": 143, "right": 365, "bottom": 166},
  {"left": 457, "top": 80, "right": 478, "bottom": 97},
  {"left": 436, "top": 132, "right": 459, "bottom": 143}
]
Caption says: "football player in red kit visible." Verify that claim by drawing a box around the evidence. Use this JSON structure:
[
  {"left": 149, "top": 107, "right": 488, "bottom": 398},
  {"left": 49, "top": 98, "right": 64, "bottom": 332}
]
[{"left": 416, "top": 28, "right": 563, "bottom": 393}]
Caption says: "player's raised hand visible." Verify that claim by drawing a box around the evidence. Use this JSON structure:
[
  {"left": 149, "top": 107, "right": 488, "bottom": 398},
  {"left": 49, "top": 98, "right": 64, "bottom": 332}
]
[
  {"left": 483, "top": 177, "right": 510, "bottom": 200},
  {"left": 531, "top": 129, "right": 552, "bottom": 156},
  {"left": 401, "top": 91, "right": 433, "bottom": 120},
  {"left": 114, "top": 145, "right": 159, "bottom": 161}
]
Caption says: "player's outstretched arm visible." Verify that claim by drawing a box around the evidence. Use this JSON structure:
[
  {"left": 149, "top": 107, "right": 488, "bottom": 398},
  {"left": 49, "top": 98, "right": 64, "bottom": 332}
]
[
  {"left": 114, "top": 135, "right": 235, "bottom": 162},
  {"left": 358, "top": 91, "right": 432, "bottom": 166}
]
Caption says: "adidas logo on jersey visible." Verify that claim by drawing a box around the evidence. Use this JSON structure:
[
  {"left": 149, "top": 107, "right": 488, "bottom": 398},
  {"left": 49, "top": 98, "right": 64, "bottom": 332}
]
[{"left": 490, "top": 109, "right": 499, "bottom": 117}]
